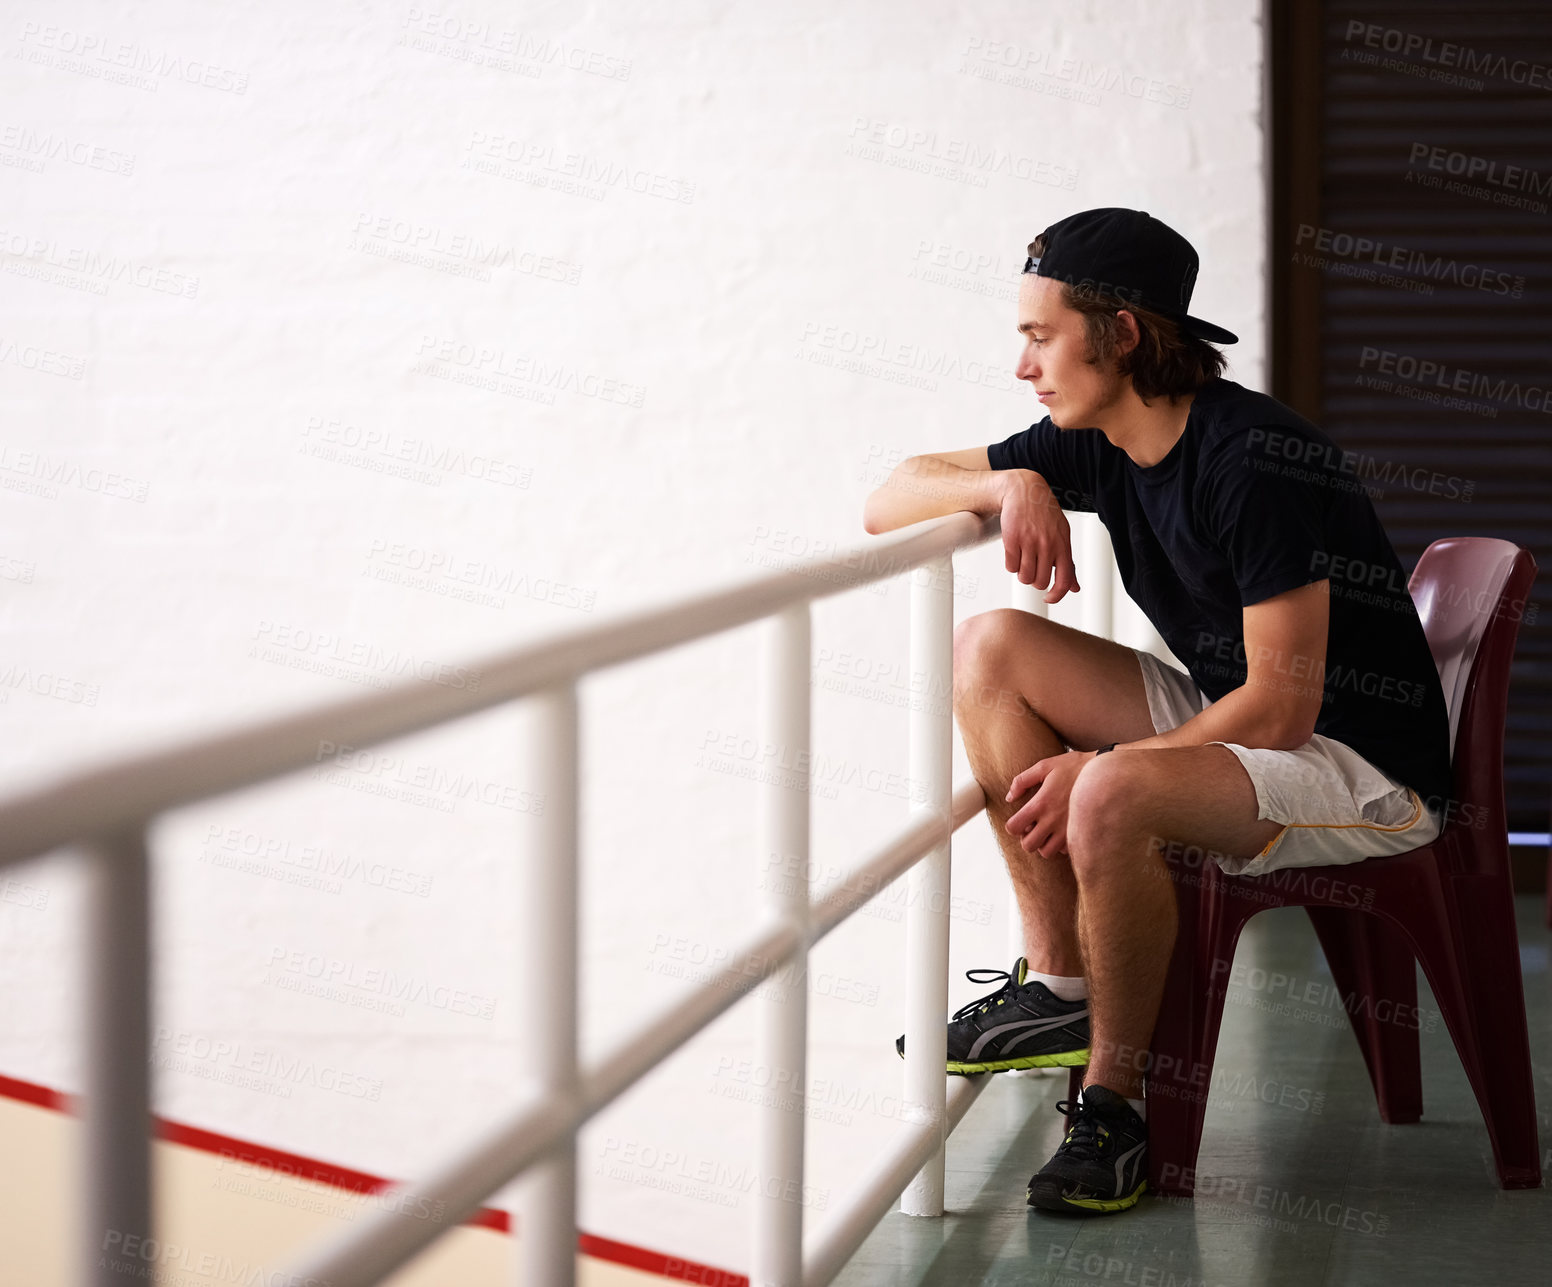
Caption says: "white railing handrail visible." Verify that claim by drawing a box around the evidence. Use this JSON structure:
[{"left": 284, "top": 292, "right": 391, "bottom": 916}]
[
  {"left": 14, "top": 507, "right": 1017, "bottom": 1287},
  {"left": 0, "top": 512, "right": 999, "bottom": 869},
  {"left": 282, "top": 778, "right": 992, "bottom": 1287}
]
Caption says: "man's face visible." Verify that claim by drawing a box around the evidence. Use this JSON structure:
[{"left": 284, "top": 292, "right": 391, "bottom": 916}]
[{"left": 1014, "top": 273, "right": 1126, "bottom": 427}]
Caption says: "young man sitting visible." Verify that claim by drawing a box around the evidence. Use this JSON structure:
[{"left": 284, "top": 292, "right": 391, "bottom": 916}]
[{"left": 863, "top": 206, "right": 1452, "bottom": 1215}]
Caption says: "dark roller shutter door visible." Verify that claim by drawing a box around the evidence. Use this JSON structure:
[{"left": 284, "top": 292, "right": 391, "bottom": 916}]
[{"left": 1273, "top": 0, "right": 1552, "bottom": 835}]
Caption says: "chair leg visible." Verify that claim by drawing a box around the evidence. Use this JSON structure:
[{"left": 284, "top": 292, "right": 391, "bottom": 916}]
[
  {"left": 1416, "top": 871, "right": 1544, "bottom": 1188},
  {"left": 1305, "top": 905, "right": 1423, "bottom": 1124},
  {"left": 1146, "top": 876, "right": 1252, "bottom": 1198}
]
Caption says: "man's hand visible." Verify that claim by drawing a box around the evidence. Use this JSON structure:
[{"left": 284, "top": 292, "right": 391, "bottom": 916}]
[
  {"left": 1001, "top": 472, "right": 1080, "bottom": 604},
  {"left": 1004, "top": 749, "right": 1098, "bottom": 856}
]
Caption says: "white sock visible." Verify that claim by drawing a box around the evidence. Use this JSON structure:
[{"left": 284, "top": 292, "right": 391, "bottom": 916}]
[
  {"left": 1026, "top": 970, "right": 1087, "bottom": 1002},
  {"left": 1079, "top": 1086, "right": 1147, "bottom": 1121}
]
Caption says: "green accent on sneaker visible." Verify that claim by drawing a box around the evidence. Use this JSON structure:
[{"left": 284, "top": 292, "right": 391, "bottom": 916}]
[
  {"left": 945, "top": 1048, "right": 1090, "bottom": 1074},
  {"left": 1027, "top": 1179, "right": 1147, "bottom": 1213}
]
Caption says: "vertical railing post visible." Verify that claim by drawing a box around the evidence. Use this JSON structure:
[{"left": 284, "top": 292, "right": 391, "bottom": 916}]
[
  {"left": 1076, "top": 514, "right": 1114, "bottom": 642},
  {"left": 1008, "top": 574, "right": 1052, "bottom": 618},
  {"left": 753, "top": 603, "right": 811, "bottom": 1287},
  {"left": 1010, "top": 558, "right": 1050, "bottom": 965},
  {"left": 902, "top": 554, "right": 954, "bottom": 1216},
  {"left": 1011, "top": 518, "right": 1116, "bottom": 962},
  {"left": 517, "top": 681, "right": 579, "bottom": 1287},
  {"left": 84, "top": 826, "right": 153, "bottom": 1287}
]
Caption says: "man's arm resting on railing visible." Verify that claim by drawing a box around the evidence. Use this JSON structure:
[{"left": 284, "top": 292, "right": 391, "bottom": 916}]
[
  {"left": 1109, "top": 580, "right": 1331, "bottom": 755},
  {"left": 863, "top": 448, "right": 1040, "bottom": 534},
  {"left": 863, "top": 448, "right": 1079, "bottom": 603}
]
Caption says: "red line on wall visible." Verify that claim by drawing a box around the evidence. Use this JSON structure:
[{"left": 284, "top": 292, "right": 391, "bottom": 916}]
[{"left": 0, "top": 1071, "right": 747, "bottom": 1286}]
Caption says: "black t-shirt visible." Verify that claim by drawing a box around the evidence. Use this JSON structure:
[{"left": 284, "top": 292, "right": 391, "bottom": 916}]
[{"left": 986, "top": 376, "right": 1454, "bottom": 812}]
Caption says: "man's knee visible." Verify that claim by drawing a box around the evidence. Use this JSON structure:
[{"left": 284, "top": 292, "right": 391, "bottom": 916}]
[
  {"left": 1067, "top": 754, "right": 1141, "bottom": 872},
  {"left": 953, "top": 609, "right": 1039, "bottom": 713},
  {"left": 952, "top": 608, "right": 1026, "bottom": 669}
]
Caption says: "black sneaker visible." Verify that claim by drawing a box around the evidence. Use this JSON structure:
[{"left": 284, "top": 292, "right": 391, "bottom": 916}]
[
  {"left": 894, "top": 956, "right": 1090, "bottom": 1075},
  {"left": 1026, "top": 1083, "right": 1148, "bottom": 1214}
]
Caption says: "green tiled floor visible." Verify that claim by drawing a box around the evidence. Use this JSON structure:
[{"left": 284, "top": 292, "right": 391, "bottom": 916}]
[{"left": 834, "top": 894, "right": 1551, "bottom": 1286}]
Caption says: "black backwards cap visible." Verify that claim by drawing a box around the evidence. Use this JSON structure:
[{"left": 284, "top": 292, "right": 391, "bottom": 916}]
[{"left": 1024, "top": 207, "right": 1238, "bottom": 345}]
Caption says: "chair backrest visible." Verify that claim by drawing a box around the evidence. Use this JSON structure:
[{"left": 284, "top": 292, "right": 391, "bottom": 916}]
[
  {"left": 1409, "top": 537, "right": 1527, "bottom": 759},
  {"left": 1408, "top": 538, "right": 1537, "bottom": 833}
]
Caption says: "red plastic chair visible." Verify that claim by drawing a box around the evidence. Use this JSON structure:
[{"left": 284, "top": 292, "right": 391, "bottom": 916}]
[{"left": 1069, "top": 537, "right": 1542, "bottom": 1196}]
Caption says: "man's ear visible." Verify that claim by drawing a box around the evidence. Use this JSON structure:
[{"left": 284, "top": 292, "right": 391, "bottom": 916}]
[{"left": 1112, "top": 308, "right": 1142, "bottom": 358}]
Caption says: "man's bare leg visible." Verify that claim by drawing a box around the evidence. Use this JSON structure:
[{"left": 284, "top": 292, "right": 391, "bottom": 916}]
[
  {"left": 951, "top": 609, "right": 1160, "bottom": 977},
  {"left": 954, "top": 668, "right": 1080, "bottom": 975},
  {"left": 951, "top": 609, "right": 1286, "bottom": 1101},
  {"left": 1066, "top": 744, "right": 1285, "bottom": 1098}
]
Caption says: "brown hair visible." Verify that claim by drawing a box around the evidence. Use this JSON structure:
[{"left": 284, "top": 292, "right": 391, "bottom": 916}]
[{"left": 1027, "top": 232, "right": 1227, "bottom": 402}]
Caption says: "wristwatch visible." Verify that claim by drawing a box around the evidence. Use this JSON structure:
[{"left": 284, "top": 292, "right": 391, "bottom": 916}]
[{"left": 1094, "top": 742, "right": 1118, "bottom": 755}]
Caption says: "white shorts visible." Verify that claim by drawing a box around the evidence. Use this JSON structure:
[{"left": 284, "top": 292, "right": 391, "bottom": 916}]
[{"left": 1132, "top": 648, "right": 1444, "bottom": 879}]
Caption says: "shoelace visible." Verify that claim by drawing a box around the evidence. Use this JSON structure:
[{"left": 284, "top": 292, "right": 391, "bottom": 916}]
[
  {"left": 1052, "top": 1098, "right": 1110, "bottom": 1162},
  {"left": 950, "top": 966, "right": 1023, "bottom": 1022}
]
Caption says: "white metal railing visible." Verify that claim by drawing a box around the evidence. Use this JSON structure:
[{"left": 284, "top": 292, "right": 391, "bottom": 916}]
[{"left": 0, "top": 509, "right": 1018, "bottom": 1287}]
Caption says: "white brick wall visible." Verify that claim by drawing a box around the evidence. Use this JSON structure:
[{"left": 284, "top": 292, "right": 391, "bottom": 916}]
[{"left": 0, "top": 0, "right": 1264, "bottom": 1270}]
